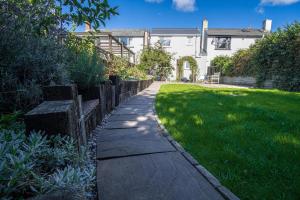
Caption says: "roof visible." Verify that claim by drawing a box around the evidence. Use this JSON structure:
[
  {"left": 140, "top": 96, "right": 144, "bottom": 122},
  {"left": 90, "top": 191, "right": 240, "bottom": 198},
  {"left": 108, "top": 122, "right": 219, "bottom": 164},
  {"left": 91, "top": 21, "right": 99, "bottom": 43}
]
[
  {"left": 151, "top": 28, "right": 200, "bottom": 35},
  {"left": 206, "top": 28, "right": 265, "bottom": 37},
  {"left": 101, "top": 29, "right": 146, "bottom": 37}
]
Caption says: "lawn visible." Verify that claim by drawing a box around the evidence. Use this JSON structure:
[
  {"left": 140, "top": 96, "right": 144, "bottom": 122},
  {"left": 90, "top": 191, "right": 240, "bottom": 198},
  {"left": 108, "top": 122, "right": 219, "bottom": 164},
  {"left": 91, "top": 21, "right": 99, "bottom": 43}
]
[{"left": 155, "top": 84, "right": 300, "bottom": 200}]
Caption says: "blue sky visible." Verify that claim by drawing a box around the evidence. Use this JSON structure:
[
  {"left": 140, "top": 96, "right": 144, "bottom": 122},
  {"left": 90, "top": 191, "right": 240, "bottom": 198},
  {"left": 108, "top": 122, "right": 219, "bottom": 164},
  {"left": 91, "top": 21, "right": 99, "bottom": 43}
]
[{"left": 78, "top": 0, "right": 300, "bottom": 31}]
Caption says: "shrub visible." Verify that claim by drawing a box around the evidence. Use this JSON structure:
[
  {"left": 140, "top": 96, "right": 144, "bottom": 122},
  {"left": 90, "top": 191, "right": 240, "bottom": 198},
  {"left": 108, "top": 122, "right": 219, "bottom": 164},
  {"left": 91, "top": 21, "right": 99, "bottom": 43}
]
[
  {"left": 231, "top": 48, "right": 256, "bottom": 77},
  {"left": 108, "top": 56, "right": 147, "bottom": 80},
  {"left": 252, "top": 22, "right": 300, "bottom": 91},
  {"left": 0, "top": 1, "right": 69, "bottom": 113},
  {"left": 0, "top": 129, "right": 95, "bottom": 199},
  {"left": 65, "top": 34, "right": 105, "bottom": 89},
  {"left": 139, "top": 44, "right": 173, "bottom": 80},
  {"left": 211, "top": 56, "right": 233, "bottom": 76}
]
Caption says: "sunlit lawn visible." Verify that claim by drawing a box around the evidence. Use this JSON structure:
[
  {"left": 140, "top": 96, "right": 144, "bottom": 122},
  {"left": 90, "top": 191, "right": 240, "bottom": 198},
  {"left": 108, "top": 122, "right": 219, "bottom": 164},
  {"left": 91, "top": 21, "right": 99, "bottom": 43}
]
[{"left": 155, "top": 84, "right": 300, "bottom": 200}]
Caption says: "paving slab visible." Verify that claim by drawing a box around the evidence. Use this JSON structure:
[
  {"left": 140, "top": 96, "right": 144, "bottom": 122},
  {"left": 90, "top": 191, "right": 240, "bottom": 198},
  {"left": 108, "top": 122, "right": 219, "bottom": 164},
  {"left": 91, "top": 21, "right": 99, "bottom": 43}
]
[
  {"left": 103, "top": 120, "right": 158, "bottom": 129},
  {"left": 96, "top": 127, "right": 160, "bottom": 142},
  {"left": 96, "top": 82, "right": 234, "bottom": 200},
  {"left": 97, "top": 152, "right": 224, "bottom": 200},
  {"left": 108, "top": 114, "right": 155, "bottom": 122},
  {"left": 113, "top": 107, "right": 154, "bottom": 115},
  {"left": 97, "top": 129, "right": 175, "bottom": 159}
]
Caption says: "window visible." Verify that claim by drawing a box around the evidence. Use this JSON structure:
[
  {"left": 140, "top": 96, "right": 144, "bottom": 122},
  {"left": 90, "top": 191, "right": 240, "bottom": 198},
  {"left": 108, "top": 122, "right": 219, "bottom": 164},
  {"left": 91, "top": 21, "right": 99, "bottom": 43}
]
[
  {"left": 187, "top": 36, "right": 193, "bottom": 45},
  {"left": 215, "top": 37, "right": 231, "bottom": 50},
  {"left": 184, "top": 61, "right": 190, "bottom": 70},
  {"left": 159, "top": 37, "right": 171, "bottom": 47},
  {"left": 119, "top": 37, "right": 132, "bottom": 46}
]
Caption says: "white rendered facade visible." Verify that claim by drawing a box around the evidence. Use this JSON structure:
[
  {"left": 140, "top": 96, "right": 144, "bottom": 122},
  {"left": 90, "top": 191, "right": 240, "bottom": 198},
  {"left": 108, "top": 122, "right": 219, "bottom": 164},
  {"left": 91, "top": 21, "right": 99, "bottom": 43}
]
[
  {"left": 102, "top": 19, "right": 272, "bottom": 80},
  {"left": 150, "top": 32, "right": 201, "bottom": 80}
]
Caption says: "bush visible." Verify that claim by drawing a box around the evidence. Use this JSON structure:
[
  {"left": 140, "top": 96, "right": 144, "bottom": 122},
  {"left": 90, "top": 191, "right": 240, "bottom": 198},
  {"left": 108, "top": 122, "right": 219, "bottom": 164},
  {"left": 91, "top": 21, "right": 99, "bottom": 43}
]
[
  {"left": 253, "top": 22, "right": 300, "bottom": 91},
  {"left": 108, "top": 56, "right": 147, "bottom": 80},
  {"left": 139, "top": 44, "right": 173, "bottom": 80},
  {"left": 0, "top": 1, "right": 69, "bottom": 113},
  {"left": 65, "top": 34, "right": 105, "bottom": 89},
  {"left": 0, "top": 129, "right": 95, "bottom": 199},
  {"left": 211, "top": 56, "right": 233, "bottom": 76},
  {"left": 231, "top": 49, "right": 256, "bottom": 77}
]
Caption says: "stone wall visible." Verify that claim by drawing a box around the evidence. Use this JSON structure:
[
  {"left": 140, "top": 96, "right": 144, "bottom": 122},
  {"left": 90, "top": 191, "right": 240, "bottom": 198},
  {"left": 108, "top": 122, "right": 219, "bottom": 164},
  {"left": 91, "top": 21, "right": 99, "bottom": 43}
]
[
  {"left": 25, "top": 78, "right": 153, "bottom": 147},
  {"left": 221, "top": 76, "right": 273, "bottom": 88}
]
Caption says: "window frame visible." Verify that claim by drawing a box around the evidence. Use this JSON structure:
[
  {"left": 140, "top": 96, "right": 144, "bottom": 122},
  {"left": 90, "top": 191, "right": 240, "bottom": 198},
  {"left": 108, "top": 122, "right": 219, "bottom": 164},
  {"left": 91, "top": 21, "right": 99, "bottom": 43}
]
[
  {"left": 214, "top": 36, "right": 231, "bottom": 50},
  {"left": 119, "top": 37, "right": 132, "bottom": 46},
  {"left": 159, "top": 37, "right": 171, "bottom": 47}
]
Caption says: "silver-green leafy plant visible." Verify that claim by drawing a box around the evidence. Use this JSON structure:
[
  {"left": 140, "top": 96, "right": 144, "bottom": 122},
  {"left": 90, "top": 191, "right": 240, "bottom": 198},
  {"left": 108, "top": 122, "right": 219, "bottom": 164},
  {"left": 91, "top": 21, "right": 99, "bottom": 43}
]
[{"left": 0, "top": 129, "right": 95, "bottom": 199}]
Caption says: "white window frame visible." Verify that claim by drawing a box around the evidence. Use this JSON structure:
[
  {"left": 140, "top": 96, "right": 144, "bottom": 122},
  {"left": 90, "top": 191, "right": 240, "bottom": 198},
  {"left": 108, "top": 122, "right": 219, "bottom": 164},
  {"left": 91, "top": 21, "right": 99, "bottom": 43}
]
[{"left": 159, "top": 37, "right": 171, "bottom": 47}]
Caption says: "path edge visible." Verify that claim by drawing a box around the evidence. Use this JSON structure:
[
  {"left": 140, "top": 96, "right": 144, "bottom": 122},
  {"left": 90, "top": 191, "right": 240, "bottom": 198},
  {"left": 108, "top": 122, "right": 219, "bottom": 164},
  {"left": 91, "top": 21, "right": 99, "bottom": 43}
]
[{"left": 153, "top": 85, "right": 240, "bottom": 200}]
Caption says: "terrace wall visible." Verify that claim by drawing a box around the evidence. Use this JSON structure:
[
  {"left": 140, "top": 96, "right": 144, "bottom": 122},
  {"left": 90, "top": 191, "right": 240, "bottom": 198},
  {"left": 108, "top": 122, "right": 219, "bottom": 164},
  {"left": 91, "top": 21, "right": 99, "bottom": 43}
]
[{"left": 25, "top": 78, "right": 153, "bottom": 148}]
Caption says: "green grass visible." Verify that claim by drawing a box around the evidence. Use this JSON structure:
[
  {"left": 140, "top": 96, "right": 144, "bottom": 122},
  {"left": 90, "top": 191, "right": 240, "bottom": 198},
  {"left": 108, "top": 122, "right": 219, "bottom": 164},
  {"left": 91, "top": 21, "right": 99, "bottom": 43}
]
[{"left": 155, "top": 84, "right": 300, "bottom": 200}]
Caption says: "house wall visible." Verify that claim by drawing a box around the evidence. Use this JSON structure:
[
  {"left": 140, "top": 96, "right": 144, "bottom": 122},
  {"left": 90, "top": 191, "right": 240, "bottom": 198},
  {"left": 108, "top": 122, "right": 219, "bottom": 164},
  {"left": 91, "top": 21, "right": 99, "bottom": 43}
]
[
  {"left": 127, "top": 37, "right": 145, "bottom": 63},
  {"left": 150, "top": 35, "right": 201, "bottom": 80},
  {"left": 205, "top": 36, "right": 258, "bottom": 68}
]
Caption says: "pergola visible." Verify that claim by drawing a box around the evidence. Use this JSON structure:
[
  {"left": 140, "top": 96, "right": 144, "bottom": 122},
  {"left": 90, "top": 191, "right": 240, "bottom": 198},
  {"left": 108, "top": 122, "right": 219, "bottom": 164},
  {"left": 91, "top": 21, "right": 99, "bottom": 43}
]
[{"left": 74, "top": 32, "right": 135, "bottom": 64}]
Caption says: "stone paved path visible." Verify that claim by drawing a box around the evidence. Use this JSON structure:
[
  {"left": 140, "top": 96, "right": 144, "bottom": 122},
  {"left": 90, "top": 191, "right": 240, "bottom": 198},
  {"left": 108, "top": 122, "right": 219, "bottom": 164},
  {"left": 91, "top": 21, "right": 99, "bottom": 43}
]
[{"left": 95, "top": 82, "right": 229, "bottom": 200}]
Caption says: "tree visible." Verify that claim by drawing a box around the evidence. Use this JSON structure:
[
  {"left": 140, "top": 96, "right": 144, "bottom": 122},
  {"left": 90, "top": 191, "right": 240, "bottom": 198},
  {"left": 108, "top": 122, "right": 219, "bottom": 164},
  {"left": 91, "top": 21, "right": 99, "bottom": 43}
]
[
  {"left": 139, "top": 43, "right": 173, "bottom": 80},
  {"left": 2, "top": 0, "right": 118, "bottom": 35}
]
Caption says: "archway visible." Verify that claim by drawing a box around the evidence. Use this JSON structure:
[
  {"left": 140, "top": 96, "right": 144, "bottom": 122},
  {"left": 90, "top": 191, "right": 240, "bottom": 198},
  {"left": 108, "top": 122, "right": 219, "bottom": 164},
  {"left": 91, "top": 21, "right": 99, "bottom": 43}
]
[{"left": 177, "top": 56, "right": 198, "bottom": 82}]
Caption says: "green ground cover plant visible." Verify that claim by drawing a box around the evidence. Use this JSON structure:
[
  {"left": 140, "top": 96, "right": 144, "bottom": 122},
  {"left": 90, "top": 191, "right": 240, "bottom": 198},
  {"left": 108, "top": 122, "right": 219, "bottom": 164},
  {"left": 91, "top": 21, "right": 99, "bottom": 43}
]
[
  {"left": 0, "top": 128, "right": 95, "bottom": 199},
  {"left": 156, "top": 84, "right": 300, "bottom": 200}
]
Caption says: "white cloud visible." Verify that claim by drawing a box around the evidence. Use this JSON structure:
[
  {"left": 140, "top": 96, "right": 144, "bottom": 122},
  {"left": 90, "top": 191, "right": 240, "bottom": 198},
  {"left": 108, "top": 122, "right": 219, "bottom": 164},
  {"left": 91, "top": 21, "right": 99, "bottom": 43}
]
[
  {"left": 256, "top": 6, "right": 265, "bottom": 14},
  {"left": 145, "top": 0, "right": 163, "bottom": 3},
  {"left": 172, "top": 0, "right": 196, "bottom": 12},
  {"left": 260, "top": 0, "right": 300, "bottom": 5}
]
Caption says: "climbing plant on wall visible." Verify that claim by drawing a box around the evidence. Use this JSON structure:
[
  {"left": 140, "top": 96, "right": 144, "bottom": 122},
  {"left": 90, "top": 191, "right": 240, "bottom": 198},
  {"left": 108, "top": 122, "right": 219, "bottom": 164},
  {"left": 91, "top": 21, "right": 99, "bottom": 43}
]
[{"left": 177, "top": 56, "right": 198, "bottom": 82}]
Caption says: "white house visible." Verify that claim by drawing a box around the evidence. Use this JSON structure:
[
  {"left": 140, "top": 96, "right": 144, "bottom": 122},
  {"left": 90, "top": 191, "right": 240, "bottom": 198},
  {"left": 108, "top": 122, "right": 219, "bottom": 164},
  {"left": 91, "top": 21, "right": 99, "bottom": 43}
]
[
  {"left": 199, "top": 19, "right": 272, "bottom": 79},
  {"left": 107, "top": 29, "right": 149, "bottom": 63},
  {"left": 87, "top": 19, "right": 272, "bottom": 81},
  {"left": 150, "top": 28, "right": 201, "bottom": 80}
]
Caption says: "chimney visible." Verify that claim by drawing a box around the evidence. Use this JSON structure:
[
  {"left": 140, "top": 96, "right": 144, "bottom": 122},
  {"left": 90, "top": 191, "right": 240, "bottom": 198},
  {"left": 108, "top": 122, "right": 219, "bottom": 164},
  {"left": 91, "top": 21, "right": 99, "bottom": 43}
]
[
  {"left": 201, "top": 18, "right": 208, "bottom": 54},
  {"left": 85, "top": 21, "right": 91, "bottom": 32},
  {"left": 263, "top": 19, "right": 272, "bottom": 32},
  {"left": 143, "top": 30, "right": 150, "bottom": 48}
]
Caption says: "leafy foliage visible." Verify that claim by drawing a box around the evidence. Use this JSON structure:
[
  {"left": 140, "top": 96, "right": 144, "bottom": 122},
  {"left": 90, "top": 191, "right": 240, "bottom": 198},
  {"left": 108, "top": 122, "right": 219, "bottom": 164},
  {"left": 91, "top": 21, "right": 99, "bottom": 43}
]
[
  {"left": 211, "top": 22, "right": 300, "bottom": 91},
  {"left": 139, "top": 44, "right": 173, "bottom": 80},
  {"left": 108, "top": 56, "right": 147, "bottom": 80},
  {"left": 211, "top": 55, "right": 233, "bottom": 76},
  {"left": 0, "top": 1, "right": 69, "bottom": 113},
  {"left": 65, "top": 34, "right": 105, "bottom": 89},
  {"left": 231, "top": 49, "right": 256, "bottom": 77},
  {"left": 57, "top": 0, "right": 118, "bottom": 30},
  {"left": 0, "top": 129, "right": 95, "bottom": 199},
  {"left": 252, "top": 22, "right": 300, "bottom": 91},
  {"left": 177, "top": 56, "right": 198, "bottom": 82}
]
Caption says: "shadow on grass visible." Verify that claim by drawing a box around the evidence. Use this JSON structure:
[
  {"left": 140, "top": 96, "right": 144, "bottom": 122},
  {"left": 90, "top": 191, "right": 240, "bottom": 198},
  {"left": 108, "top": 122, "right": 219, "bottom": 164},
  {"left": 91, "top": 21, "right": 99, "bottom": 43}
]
[{"left": 155, "top": 85, "right": 300, "bottom": 200}]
